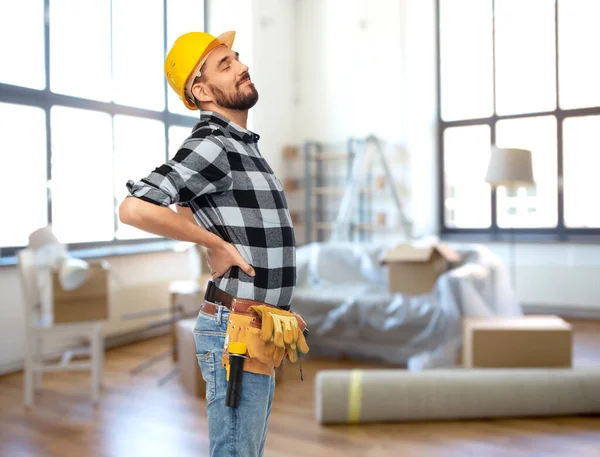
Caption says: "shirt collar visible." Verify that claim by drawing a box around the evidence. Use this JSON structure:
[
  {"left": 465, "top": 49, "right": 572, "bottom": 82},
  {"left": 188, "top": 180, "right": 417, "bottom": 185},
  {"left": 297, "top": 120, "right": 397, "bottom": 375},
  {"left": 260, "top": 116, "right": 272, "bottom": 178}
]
[{"left": 198, "top": 110, "right": 260, "bottom": 143}]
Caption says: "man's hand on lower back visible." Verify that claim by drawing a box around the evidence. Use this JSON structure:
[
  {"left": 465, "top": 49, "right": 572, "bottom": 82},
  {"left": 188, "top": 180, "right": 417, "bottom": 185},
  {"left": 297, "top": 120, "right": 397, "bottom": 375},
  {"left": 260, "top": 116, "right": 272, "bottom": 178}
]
[{"left": 207, "top": 241, "right": 256, "bottom": 279}]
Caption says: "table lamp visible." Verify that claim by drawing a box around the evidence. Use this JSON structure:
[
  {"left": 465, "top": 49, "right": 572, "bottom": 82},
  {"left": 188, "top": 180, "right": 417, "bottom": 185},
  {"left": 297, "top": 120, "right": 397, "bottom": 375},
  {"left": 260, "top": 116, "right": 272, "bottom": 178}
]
[
  {"left": 484, "top": 146, "right": 536, "bottom": 289},
  {"left": 28, "top": 226, "right": 89, "bottom": 291}
]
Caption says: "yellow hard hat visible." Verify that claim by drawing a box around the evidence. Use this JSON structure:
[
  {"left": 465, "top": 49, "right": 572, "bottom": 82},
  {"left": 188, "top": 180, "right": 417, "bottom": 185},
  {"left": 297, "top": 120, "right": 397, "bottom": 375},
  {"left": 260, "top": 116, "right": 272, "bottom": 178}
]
[{"left": 165, "top": 31, "right": 236, "bottom": 111}]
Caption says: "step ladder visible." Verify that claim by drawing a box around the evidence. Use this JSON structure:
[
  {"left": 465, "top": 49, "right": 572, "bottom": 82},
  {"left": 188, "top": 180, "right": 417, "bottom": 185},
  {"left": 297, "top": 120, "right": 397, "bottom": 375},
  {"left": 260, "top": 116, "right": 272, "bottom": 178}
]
[{"left": 328, "top": 134, "right": 413, "bottom": 242}]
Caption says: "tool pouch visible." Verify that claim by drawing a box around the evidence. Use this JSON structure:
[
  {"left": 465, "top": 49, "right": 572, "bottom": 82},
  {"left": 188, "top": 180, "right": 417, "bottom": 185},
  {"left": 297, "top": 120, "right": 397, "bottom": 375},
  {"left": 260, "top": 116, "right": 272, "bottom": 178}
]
[{"left": 222, "top": 298, "right": 309, "bottom": 377}]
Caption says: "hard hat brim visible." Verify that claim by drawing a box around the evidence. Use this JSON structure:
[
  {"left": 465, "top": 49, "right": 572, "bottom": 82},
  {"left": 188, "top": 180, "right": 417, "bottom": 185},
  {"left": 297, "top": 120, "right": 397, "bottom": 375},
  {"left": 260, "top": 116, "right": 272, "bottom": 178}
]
[{"left": 183, "top": 31, "right": 236, "bottom": 110}]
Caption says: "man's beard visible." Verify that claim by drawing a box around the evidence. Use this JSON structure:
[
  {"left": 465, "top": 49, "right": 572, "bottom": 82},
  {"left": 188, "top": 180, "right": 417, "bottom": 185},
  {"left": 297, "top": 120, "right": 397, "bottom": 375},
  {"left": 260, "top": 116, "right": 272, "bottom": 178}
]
[{"left": 209, "top": 81, "right": 259, "bottom": 111}]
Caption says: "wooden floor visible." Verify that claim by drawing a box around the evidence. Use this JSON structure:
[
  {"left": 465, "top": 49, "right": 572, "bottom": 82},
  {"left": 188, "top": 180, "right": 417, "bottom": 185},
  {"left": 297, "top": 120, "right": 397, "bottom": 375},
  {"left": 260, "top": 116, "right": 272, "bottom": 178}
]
[{"left": 1, "top": 318, "right": 599, "bottom": 457}]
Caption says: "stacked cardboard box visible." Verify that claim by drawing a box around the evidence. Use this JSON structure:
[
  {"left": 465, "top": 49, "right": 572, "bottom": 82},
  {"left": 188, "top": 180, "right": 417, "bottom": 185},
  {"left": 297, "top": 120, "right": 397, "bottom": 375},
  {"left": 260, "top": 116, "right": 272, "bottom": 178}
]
[
  {"left": 380, "top": 242, "right": 461, "bottom": 295},
  {"left": 462, "top": 315, "right": 573, "bottom": 368},
  {"left": 176, "top": 318, "right": 206, "bottom": 398},
  {"left": 52, "top": 259, "right": 110, "bottom": 324}
]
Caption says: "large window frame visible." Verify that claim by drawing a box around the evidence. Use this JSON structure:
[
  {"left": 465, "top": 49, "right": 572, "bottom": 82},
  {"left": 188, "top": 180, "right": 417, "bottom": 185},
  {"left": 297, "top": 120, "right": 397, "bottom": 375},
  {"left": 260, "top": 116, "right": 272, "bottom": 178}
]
[
  {"left": 0, "top": 0, "right": 206, "bottom": 262},
  {"left": 436, "top": 0, "right": 600, "bottom": 242}
]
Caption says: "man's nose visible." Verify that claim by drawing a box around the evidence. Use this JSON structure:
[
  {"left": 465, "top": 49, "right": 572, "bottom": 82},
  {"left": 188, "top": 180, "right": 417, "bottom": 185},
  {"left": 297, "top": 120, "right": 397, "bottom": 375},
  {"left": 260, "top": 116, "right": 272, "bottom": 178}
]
[{"left": 238, "top": 61, "right": 249, "bottom": 74}]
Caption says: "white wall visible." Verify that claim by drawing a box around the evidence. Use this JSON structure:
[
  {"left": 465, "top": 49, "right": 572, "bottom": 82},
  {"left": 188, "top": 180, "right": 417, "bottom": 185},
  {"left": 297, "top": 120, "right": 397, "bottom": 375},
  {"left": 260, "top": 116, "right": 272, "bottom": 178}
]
[
  {"left": 484, "top": 242, "right": 600, "bottom": 311},
  {"left": 294, "top": 0, "right": 438, "bottom": 236},
  {"left": 250, "top": 0, "right": 297, "bottom": 178},
  {"left": 207, "top": 0, "right": 254, "bottom": 73},
  {"left": 296, "top": 0, "right": 408, "bottom": 143},
  {"left": 207, "top": 0, "right": 297, "bottom": 179}
]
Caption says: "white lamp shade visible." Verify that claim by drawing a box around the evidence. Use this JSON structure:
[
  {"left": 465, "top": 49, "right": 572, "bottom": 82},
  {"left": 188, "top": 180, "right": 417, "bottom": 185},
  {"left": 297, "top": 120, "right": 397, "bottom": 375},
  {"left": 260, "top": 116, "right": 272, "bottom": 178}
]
[
  {"left": 29, "top": 225, "right": 90, "bottom": 290},
  {"left": 28, "top": 225, "right": 68, "bottom": 269},
  {"left": 28, "top": 225, "right": 61, "bottom": 250},
  {"left": 58, "top": 257, "right": 90, "bottom": 290},
  {"left": 485, "top": 147, "right": 536, "bottom": 188}
]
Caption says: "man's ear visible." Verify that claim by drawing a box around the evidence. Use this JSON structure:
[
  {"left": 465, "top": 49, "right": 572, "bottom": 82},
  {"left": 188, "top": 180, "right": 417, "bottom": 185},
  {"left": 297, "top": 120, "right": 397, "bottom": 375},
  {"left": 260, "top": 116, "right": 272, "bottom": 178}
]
[{"left": 191, "top": 83, "right": 212, "bottom": 103}]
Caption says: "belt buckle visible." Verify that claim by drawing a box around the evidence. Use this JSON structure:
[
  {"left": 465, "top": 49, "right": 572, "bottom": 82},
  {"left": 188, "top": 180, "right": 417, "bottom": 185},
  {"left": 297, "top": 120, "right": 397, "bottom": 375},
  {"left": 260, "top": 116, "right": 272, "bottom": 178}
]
[{"left": 205, "top": 280, "right": 218, "bottom": 303}]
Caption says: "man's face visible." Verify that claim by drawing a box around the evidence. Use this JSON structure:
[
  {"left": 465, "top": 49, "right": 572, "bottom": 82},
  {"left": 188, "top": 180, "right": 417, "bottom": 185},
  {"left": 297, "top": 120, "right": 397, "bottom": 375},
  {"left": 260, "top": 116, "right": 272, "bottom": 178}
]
[{"left": 197, "top": 45, "right": 258, "bottom": 111}]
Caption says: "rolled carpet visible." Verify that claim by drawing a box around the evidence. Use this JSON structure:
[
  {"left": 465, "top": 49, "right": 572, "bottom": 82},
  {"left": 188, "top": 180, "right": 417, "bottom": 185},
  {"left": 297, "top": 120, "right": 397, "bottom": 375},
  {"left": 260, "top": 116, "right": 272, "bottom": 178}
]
[{"left": 314, "top": 368, "right": 600, "bottom": 424}]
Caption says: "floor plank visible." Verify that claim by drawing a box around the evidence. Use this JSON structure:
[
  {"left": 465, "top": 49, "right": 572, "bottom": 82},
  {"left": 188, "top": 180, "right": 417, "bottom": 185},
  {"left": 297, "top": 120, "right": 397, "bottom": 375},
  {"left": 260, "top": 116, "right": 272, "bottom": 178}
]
[{"left": 1, "top": 318, "right": 599, "bottom": 457}]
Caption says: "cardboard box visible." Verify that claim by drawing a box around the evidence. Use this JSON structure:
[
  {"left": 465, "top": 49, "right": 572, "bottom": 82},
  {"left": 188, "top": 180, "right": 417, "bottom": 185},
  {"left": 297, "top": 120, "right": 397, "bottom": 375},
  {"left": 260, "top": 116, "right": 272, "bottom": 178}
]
[
  {"left": 282, "top": 178, "right": 299, "bottom": 191},
  {"left": 380, "top": 243, "right": 460, "bottom": 295},
  {"left": 282, "top": 145, "right": 299, "bottom": 159},
  {"left": 176, "top": 319, "right": 206, "bottom": 398},
  {"left": 52, "top": 259, "right": 109, "bottom": 324},
  {"left": 462, "top": 315, "right": 573, "bottom": 368}
]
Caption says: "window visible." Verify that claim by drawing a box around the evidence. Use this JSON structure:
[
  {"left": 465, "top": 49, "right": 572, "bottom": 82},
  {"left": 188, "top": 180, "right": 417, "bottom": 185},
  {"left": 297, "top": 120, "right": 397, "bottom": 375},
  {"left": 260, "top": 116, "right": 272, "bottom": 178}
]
[
  {"left": 0, "top": 0, "right": 205, "bottom": 257},
  {"left": 0, "top": 0, "right": 46, "bottom": 90},
  {"left": 438, "top": 0, "right": 600, "bottom": 237},
  {"left": 113, "top": 115, "right": 166, "bottom": 240},
  {"left": 50, "top": 107, "right": 115, "bottom": 243},
  {"left": 443, "top": 125, "right": 491, "bottom": 228},
  {"left": 0, "top": 103, "right": 47, "bottom": 247}
]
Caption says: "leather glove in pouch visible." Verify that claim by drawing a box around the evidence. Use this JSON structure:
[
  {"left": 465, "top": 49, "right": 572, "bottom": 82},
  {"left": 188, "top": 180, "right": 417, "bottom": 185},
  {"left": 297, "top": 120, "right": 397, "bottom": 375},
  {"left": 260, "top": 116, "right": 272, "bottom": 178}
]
[
  {"left": 248, "top": 305, "right": 310, "bottom": 364},
  {"left": 222, "top": 309, "right": 282, "bottom": 377}
]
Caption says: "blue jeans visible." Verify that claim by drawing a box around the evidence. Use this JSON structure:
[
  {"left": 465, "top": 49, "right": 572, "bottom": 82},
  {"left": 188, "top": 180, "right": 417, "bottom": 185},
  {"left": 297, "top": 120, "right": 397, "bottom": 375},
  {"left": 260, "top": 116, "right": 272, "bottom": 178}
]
[{"left": 193, "top": 302, "right": 276, "bottom": 457}]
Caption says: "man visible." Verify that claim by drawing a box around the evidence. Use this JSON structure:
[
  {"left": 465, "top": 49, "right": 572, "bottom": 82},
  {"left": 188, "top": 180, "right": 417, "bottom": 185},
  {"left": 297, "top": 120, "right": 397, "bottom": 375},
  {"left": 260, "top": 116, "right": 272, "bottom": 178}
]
[{"left": 119, "top": 31, "right": 298, "bottom": 457}]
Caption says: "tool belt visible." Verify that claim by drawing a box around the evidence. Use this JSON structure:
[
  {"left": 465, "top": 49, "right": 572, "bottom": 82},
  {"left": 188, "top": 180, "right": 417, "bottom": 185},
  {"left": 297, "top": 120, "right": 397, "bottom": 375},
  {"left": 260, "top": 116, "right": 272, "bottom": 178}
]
[{"left": 201, "top": 281, "right": 309, "bottom": 377}]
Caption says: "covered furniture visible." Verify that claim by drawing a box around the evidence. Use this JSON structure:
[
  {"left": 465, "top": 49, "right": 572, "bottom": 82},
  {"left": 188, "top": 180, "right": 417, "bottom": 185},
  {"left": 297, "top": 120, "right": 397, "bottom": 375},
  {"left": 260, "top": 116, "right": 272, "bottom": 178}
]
[
  {"left": 290, "top": 240, "right": 521, "bottom": 369},
  {"left": 17, "top": 248, "right": 105, "bottom": 407}
]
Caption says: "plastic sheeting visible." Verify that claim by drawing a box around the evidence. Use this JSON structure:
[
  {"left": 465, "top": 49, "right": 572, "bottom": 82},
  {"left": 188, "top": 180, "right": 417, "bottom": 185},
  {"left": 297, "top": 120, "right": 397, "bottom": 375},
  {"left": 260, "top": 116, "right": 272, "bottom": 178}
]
[{"left": 290, "top": 240, "right": 522, "bottom": 370}]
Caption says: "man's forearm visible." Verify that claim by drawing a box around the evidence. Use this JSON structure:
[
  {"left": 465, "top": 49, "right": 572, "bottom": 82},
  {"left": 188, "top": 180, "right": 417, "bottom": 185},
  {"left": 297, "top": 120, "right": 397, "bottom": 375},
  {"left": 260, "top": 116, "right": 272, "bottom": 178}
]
[{"left": 119, "top": 197, "right": 223, "bottom": 249}]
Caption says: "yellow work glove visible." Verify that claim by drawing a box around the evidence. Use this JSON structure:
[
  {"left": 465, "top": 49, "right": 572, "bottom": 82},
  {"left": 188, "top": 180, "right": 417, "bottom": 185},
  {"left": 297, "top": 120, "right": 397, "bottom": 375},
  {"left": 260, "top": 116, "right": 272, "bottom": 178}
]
[
  {"left": 286, "top": 344, "right": 298, "bottom": 363},
  {"left": 270, "top": 315, "right": 306, "bottom": 363},
  {"left": 249, "top": 305, "right": 292, "bottom": 342},
  {"left": 271, "top": 314, "right": 299, "bottom": 348},
  {"left": 249, "top": 305, "right": 310, "bottom": 361},
  {"left": 264, "top": 339, "right": 286, "bottom": 366}
]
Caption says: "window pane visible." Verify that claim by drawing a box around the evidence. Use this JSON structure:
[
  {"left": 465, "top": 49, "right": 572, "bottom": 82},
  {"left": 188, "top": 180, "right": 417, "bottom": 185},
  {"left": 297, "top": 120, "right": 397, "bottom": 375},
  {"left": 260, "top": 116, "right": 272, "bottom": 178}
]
[
  {"left": 168, "top": 125, "right": 192, "bottom": 159},
  {"left": 50, "top": 107, "right": 114, "bottom": 243},
  {"left": 443, "top": 125, "right": 491, "bottom": 228},
  {"left": 495, "top": 116, "right": 557, "bottom": 228},
  {"left": 167, "top": 84, "right": 195, "bottom": 116},
  {"left": 0, "top": 0, "right": 45, "bottom": 89},
  {"left": 167, "top": 0, "right": 205, "bottom": 116},
  {"left": 563, "top": 116, "right": 600, "bottom": 228},
  {"left": 114, "top": 115, "right": 166, "bottom": 240},
  {"left": 439, "top": 0, "right": 493, "bottom": 121},
  {"left": 167, "top": 0, "right": 205, "bottom": 51},
  {"left": 112, "top": 0, "right": 165, "bottom": 110},
  {"left": 0, "top": 104, "right": 47, "bottom": 247},
  {"left": 50, "top": 0, "right": 111, "bottom": 101},
  {"left": 494, "top": 0, "right": 556, "bottom": 115},
  {"left": 558, "top": 0, "right": 600, "bottom": 109}
]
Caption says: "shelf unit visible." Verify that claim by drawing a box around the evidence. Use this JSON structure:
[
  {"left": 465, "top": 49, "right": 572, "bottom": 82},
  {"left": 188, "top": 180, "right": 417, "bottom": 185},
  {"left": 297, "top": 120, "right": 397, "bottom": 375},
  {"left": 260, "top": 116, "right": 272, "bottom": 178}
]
[{"left": 282, "top": 139, "right": 388, "bottom": 245}]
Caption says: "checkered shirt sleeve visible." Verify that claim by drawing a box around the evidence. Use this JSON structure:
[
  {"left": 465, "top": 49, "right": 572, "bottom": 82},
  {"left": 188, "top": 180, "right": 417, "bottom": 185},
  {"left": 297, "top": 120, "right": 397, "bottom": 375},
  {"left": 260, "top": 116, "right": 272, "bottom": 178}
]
[{"left": 126, "top": 137, "right": 232, "bottom": 206}]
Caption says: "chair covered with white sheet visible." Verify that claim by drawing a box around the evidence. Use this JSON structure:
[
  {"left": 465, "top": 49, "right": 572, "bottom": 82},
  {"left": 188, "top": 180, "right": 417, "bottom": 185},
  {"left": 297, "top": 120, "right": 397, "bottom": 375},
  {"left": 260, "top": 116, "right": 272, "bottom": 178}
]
[{"left": 17, "top": 248, "right": 105, "bottom": 407}]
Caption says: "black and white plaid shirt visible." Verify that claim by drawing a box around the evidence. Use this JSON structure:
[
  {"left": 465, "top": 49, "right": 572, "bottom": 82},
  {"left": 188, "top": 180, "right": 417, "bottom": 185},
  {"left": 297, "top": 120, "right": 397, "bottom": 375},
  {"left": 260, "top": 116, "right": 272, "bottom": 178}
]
[{"left": 126, "top": 111, "right": 296, "bottom": 309}]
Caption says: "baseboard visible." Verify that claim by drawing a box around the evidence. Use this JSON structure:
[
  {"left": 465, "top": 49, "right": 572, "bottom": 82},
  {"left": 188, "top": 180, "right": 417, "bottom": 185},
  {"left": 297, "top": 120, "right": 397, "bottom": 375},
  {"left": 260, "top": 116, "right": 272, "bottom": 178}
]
[
  {"left": 0, "top": 326, "right": 171, "bottom": 378},
  {"left": 0, "top": 360, "right": 25, "bottom": 377},
  {"left": 522, "top": 303, "right": 600, "bottom": 320},
  {"left": 103, "top": 325, "right": 171, "bottom": 351}
]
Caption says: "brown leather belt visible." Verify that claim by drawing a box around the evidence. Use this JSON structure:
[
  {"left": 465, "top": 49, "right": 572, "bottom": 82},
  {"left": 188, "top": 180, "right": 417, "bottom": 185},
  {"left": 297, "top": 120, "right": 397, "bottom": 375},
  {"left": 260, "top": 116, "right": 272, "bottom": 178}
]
[
  {"left": 200, "top": 281, "right": 291, "bottom": 315},
  {"left": 204, "top": 280, "right": 236, "bottom": 307},
  {"left": 200, "top": 281, "right": 308, "bottom": 339}
]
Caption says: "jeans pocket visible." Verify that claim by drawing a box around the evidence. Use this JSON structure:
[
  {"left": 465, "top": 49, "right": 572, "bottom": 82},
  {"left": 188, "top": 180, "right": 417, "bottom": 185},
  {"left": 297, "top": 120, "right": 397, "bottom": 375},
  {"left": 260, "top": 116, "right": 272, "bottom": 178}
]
[{"left": 196, "top": 351, "right": 216, "bottom": 405}]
